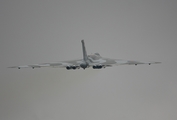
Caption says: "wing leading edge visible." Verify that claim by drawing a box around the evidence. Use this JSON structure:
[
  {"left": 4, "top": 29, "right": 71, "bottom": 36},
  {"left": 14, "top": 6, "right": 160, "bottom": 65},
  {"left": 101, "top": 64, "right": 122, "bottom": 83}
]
[
  {"left": 8, "top": 59, "right": 83, "bottom": 69},
  {"left": 87, "top": 57, "right": 161, "bottom": 69}
]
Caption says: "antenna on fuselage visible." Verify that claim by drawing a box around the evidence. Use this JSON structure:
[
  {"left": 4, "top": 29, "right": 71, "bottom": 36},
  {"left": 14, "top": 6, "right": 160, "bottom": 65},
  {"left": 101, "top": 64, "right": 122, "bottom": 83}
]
[{"left": 81, "top": 40, "right": 88, "bottom": 61}]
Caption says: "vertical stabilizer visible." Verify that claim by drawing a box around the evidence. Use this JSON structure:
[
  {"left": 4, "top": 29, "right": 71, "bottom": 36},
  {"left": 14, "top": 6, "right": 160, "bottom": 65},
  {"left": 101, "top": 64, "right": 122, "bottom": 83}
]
[{"left": 81, "top": 40, "right": 88, "bottom": 61}]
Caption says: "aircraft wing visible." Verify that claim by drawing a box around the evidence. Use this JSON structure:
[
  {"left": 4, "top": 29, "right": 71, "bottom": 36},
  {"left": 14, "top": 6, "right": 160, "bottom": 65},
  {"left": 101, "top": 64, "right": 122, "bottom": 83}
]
[
  {"left": 8, "top": 59, "right": 83, "bottom": 69},
  {"left": 88, "top": 58, "right": 161, "bottom": 68}
]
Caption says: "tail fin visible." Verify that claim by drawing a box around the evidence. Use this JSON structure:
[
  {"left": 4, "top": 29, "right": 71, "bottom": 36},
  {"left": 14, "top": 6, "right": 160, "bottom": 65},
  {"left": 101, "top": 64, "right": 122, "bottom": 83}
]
[{"left": 81, "top": 40, "right": 88, "bottom": 61}]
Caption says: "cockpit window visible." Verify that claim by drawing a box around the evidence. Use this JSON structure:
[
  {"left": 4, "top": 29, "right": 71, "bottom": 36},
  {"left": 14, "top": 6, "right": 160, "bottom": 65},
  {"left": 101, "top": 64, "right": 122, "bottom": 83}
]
[
  {"left": 88, "top": 55, "right": 101, "bottom": 60},
  {"left": 94, "top": 53, "right": 100, "bottom": 56}
]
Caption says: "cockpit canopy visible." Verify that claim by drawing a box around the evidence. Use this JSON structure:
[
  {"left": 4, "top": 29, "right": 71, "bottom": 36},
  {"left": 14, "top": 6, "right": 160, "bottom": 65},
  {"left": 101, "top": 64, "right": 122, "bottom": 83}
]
[
  {"left": 88, "top": 53, "right": 101, "bottom": 60},
  {"left": 94, "top": 53, "right": 100, "bottom": 56}
]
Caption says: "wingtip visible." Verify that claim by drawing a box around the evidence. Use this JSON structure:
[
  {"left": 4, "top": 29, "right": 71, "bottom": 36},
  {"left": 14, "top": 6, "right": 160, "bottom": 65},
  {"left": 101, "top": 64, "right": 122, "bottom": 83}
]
[
  {"left": 155, "top": 62, "right": 161, "bottom": 64},
  {"left": 8, "top": 66, "right": 20, "bottom": 69},
  {"left": 149, "top": 62, "right": 161, "bottom": 65},
  {"left": 8, "top": 66, "right": 15, "bottom": 68}
]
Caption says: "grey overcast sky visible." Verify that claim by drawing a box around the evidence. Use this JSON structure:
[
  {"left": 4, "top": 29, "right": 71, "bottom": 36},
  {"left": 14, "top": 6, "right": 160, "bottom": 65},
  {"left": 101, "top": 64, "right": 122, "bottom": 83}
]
[{"left": 1, "top": 0, "right": 177, "bottom": 120}]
